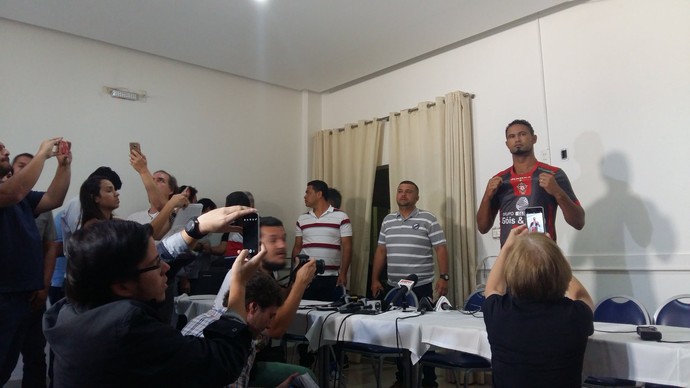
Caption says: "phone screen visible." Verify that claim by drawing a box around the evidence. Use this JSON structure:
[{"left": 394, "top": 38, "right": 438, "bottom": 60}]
[
  {"left": 242, "top": 213, "right": 260, "bottom": 257},
  {"left": 525, "top": 206, "right": 546, "bottom": 233}
]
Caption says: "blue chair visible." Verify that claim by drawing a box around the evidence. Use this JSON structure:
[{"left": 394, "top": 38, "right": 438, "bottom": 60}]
[
  {"left": 654, "top": 294, "right": 690, "bottom": 328},
  {"left": 593, "top": 295, "right": 650, "bottom": 325},
  {"left": 384, "top": 285, "right": 419, "bottom": 310},
  {"left": 584, "top": 296, "right": 651, "bottom": 387},
  {"left": 338, "top": 289, "right": 419, "bottom": 388},
  {"left": 463, "top": 289, "right": 485, "bottom": 312}
]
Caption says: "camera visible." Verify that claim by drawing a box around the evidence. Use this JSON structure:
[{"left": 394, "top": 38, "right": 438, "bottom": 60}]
[{"left": 295, "top": 254, "right": 325, "bottom": 275}]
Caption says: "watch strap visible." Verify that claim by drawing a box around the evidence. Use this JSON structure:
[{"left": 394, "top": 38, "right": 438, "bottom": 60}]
[{"left": 185, "top": 216, "right": 208, "bottom": 239}]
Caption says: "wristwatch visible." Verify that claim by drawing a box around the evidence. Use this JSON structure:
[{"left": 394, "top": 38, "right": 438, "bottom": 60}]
[
  {"left": 439, "top": 273, "right": 450, "bottom": 281},
  {"left": 184, "top": 216, "right": 208, "bottom": 239}
]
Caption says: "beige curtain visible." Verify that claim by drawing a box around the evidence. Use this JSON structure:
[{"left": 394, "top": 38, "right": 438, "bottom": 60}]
[
  {"left": 311, "top": 120, "right": 383, "bottom": 295},
  {"left": 388, "top": 91, "right": 476, "bottom": 305}
]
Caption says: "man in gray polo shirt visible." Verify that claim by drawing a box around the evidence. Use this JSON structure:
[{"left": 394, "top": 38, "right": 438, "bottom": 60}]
[{"left": 370, "top": 180, "right": 449, "bottom": 388}]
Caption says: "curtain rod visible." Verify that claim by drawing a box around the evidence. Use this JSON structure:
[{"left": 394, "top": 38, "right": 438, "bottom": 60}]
[{"left": 329, "top": 92, "right": 474, "bottom": 132}]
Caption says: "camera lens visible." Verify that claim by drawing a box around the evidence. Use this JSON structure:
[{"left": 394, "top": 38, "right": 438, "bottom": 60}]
[{"left": 315, "top": 259, "right": 325, "bottom": 275}]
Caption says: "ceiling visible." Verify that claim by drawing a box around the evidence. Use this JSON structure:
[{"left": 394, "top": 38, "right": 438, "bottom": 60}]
[{"left": 0, "top": 0, "right": 580, "bottom": 93}]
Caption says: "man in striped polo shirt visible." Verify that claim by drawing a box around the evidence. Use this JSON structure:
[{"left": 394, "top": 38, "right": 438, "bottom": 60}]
[
  {"left": 292, "top": 180, "right": 352, "bottom": 301},
  {"left": 370, "top": 180, "right": 449, "bottom": 388}
]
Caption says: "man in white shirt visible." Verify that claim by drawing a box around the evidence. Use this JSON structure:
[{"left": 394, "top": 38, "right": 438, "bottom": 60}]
[{"left": 292, "top": 180, "right": 352, "bottom": 301}]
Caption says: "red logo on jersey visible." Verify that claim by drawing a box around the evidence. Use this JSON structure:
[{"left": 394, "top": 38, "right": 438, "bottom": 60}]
[{"left": 517, "top": 181, "right": 527, "bottom": 195}]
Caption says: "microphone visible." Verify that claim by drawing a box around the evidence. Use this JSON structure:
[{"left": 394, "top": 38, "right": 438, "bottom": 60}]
[
  {"left": 434, "top": 296, "right": 453, "bottom": 311},
  {"left": 417, "top": 296, "right": 434, "bottom": 314},
  {"left": 387, "top": 274, "right": 418, "bottom": 310}
]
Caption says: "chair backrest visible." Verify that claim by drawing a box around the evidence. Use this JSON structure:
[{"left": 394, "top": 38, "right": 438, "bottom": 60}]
[
  {"left": 384, "top": 287, "right": 419, "bottom": 308},
  {"left": 654, "top": 294, "right": 690, "bottom": 328},
  {"left": 593, "top": 295, "right": 650, "bottom": 325},
  {"left": 464, "top": 289, "right": 485, "bottom": 312}
]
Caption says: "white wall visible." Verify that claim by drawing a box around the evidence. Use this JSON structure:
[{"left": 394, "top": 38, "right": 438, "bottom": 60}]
[
  {"left": 321, "top": 0, "right": 690, "bottom": 313},
  {"left": 0, "top": 19, "right": 309, "bottom": 235}
]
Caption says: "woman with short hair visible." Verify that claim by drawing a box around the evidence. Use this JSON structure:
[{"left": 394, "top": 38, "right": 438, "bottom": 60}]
[{"left": 483, "top": 225, "right": 594, "bottom": 387}]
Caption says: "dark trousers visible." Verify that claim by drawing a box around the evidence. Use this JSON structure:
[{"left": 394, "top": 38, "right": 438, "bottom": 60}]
[
  {"left": 382, "top": 282, "right": 438, "bottom": 387},
  {"left": 0, "top": 292, "right": 32, "bottom": 385},
  {"left": 21, "top": 306, "right": 47, "bottom": 388},
  {"left": 302, "top": 275, "right": 338, "bottom": 302},
  {"left": 47, "top": 287, "right": 65, "bottom": 388}
]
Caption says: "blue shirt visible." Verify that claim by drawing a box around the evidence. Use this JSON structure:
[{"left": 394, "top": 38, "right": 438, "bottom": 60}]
[
  {"left": 51, "top": 210, "right": 67, "bottom": 287},
  {"left": 0, "top": 190, "right": 45, "bottom": 292}
]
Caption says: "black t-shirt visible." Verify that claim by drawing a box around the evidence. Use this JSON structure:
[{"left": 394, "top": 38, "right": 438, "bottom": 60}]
[{"left": 483, "top": 293, "right": 593, "bottom": 388}]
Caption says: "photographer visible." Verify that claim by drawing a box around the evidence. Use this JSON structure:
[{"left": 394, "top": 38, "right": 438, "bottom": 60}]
[
  {"left": 213, "top": 216, "right": 317, "bottom": 386},
  {"left": 44, "top": 206, "right": 261, "bottom": 387},
  {"left": 483, "top": 225, "right": 594, "bottom": 387}
]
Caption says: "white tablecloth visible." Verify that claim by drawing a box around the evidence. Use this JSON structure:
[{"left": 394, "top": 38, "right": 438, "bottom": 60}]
[
  {"left": 175, "top": 297, "right": 690, "bottom": 387},
  {"left": 174, "top": 294, "right": 216, "bottom": 319},
  {"left": 584, "top": 322, "right": 690, "bottom": 387}
]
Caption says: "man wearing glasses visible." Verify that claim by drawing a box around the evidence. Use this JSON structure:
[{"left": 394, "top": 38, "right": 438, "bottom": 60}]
[{"left": 44, "top": 206, "right": 261, "bottom": 387}]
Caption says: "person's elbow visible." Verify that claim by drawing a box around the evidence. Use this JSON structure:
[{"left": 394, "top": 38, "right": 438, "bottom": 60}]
[
  {"left": 476, "top": 218, "right": 492, "bottom": 234},
  {"left": 569, "top": 210, "right": 586, "bottom": 230}
]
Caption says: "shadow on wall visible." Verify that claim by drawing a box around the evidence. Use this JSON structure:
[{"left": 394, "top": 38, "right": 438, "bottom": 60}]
[{"left": 570, "top": 131, "right": 675, "bottom": 304}]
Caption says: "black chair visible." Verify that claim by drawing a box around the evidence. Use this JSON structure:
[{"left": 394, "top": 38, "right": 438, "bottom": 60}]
[
  {"left": 416, "top": 289, "right": 491, "bottom": 388},
  {"left": 337, "top": 289, "right": 419, "bottom": 388},
  {"left": 584, "top": 295, "right": 650, "bottom": 388},
  {"left": 193, "top": 267, "right": 228, "bottom": 295},
  {"left": 418, "top": 350, "right": 491, "bottom": 388},
  {"left": 282, "top": 284, "right": 347, "bottom": 366}
]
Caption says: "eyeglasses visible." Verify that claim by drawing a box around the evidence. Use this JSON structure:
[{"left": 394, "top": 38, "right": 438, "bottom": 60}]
[{"left": 137, "top": 255, "right": 162, "bottom": 274}]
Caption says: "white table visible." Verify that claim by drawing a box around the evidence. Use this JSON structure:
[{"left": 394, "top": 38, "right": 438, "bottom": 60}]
[
  {"left": 174, "top": 294, "right": 216, "bottom": 320},
  {"left": 294, "top": 306, "right": 690, "bottom": 387},
  {"left": 175, "top": 297, "right": 690, "bottom": 387},
  {"left": 584, "top": 323, "right": 690, "bottom": 387}
]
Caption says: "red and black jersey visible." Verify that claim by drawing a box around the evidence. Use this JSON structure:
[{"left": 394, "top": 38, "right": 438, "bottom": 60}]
[{"left": 490, "top": 162, "right": 580, "bottom": 245}]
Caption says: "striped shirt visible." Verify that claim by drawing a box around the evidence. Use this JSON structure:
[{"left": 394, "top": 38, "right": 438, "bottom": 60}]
[
  {"left": 295, "top": 205, "right": 352, "bottom": 276},
  {"left": 378, "top": 208, "right": 446, "bottom": 287},
  {"left": 181, "top": 307, "right": 256, "bottom": 388}
]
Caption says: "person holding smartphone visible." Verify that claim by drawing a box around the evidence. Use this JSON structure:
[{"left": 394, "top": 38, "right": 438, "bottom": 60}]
[
  {"left": 476, "top": 119, "right": 585, "bottom": 246},
  {"left": 44, "top": 207, "right": 261, "bottom": 387},
  {"left": 0, "top": 137, "right": 71, "bottom": 386},
  {"left": 483, "top": 225, "right": 594, "bottom": 387}
]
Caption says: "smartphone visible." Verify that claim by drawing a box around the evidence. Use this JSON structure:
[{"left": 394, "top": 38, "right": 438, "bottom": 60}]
[
  {"left": 525, "top": 206, "right": 546, "bottom": 233},
  {"left": 58, "top": 140, "right": 71, "bottom": 155},
  {"left": 242, "top": 213, "right": 260, "bottom": 257},
  {"left": 129, "top": 142, "right": 141, "bottom": 154}
]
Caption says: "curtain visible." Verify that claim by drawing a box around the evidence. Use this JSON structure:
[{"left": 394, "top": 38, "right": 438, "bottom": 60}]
[
  {"left": 311, "top": 120, "right": 383, "bottom": 295},
  {"left": 388, "top": 91, "right": 476, "bottom": 305}
]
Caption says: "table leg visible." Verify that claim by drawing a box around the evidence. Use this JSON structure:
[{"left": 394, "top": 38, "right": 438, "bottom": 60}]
[
  {"left": 316, "top": 344, "right": 330, "bottom": 388},
  {"left": 402, "top": 349, "right": 419, "bottom": 388}
]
